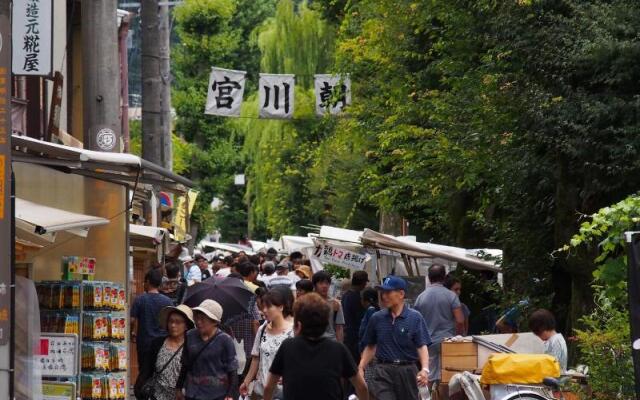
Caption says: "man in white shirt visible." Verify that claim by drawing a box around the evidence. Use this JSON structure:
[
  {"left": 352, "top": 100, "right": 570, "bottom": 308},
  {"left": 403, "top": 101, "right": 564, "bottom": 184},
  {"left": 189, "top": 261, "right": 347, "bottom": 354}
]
[
  {"left": 268, "top": 264, "right": 295, "bottom": 291},
  {"left": 182, "top": 256, "right": 202, "bottom": 285},
  {"left": 258, "top": 261, "right": 277, "bottom": 286},
  {"left": 215, "top": 255, "right": 234, "bottom": 278}
]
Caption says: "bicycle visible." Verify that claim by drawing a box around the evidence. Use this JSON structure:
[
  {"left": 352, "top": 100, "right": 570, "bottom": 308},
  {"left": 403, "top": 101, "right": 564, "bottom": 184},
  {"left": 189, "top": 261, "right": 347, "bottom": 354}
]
[{"left": 491, "top": 376, "right": 573, "bottom": 400}]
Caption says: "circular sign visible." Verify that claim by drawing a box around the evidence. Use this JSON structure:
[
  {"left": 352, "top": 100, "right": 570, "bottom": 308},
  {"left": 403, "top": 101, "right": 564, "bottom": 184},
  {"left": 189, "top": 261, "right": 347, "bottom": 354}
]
[
  {"left": 633, "top": 339, "right": 640, "bottom": 351},
  {"left": 96, "top": 128, "right": 116, "bottom": 151}
]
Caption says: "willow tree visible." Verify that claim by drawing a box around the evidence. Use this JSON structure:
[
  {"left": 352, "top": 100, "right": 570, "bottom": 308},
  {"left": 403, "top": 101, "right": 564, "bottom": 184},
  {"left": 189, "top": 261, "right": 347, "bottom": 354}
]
[
  {"left": 236, "top": 0, "right": 335, "bottom": 237},
  {"left": 173, "top": 0, "right": 276, "bottom": 241}
]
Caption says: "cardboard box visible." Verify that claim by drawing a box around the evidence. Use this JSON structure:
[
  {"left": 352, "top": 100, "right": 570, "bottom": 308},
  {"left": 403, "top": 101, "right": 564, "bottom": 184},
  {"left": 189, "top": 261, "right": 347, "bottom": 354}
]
[{"left": 442, "top": 341, "right": 478, "bottom": 384}]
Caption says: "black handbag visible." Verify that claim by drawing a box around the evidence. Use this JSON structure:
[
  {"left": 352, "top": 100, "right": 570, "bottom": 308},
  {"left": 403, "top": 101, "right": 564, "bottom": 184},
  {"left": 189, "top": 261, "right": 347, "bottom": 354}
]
[{"left": 135, "top": 343, "right": 184, "bottom": 400}]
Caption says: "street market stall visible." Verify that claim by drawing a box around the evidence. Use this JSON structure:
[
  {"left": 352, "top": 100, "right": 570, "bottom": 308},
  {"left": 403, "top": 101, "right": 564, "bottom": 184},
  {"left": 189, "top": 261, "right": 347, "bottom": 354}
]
[{"left": 11, "top": 134, "right": 193, "bottom": 400}]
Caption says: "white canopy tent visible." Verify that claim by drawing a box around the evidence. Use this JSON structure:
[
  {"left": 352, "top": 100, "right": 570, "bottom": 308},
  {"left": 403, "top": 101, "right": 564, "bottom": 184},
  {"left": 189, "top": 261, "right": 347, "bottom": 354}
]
[
  {"left": 198, "top": 241, "right": 255, "bottom": 255},
  {"left": 15, "top": 198, "right": 109, "bottom": 245},
  {"left": 361, "top": 229, "right": 502, "bottom": 278},
  {"left": 280, "top": 235, "right": 315, "bottom": 253}
]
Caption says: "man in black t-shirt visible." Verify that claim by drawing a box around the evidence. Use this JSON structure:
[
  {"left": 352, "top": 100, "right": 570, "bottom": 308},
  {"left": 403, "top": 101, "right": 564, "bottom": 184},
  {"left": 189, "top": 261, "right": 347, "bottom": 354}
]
[{"left": 265, "top": 293, "right": 369, "bottom": 400}]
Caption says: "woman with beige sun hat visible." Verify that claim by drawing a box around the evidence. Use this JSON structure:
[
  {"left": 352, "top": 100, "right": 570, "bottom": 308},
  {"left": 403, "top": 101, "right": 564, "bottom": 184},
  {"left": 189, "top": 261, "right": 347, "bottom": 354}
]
[
  {"left": 135, "top": 304, "right": 194, "bottom": 400},
  {"left": 177, "top": 299, "right": 238, "bottom": 400}
]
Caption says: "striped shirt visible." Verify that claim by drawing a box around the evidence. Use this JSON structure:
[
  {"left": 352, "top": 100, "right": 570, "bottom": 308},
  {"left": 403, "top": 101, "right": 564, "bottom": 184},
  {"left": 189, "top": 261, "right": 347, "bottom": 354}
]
[
  {"left": 362, "top": 306, "right": 431, "bottom": 362},
  {"left": 267, "top": 275, "right": 296, "bottom": 291}
]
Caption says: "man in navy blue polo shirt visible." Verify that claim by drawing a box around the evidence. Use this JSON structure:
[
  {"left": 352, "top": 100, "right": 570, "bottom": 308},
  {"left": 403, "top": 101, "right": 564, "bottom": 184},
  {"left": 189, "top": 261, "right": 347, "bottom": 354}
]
[{"left": 358, "top": 276, "right": 431, "bottom": 400}]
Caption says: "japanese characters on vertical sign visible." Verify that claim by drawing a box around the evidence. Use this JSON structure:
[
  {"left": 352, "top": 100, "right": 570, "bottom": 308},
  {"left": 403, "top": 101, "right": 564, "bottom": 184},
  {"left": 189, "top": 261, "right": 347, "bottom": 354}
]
[
  {"left": 0, "top": 7, "right": 12, "bottom": 347},
  {"left": 12, "top": 0, "right": 53, "bottom": 76},
  {"left": 314, "top": 74, "right": 351, "bottom": 116},
  {"left": 205, "top": 67, "right": 246, "bottom": 117},
  {"left": 259, "top": 73, "right": 295, "bottom": 119}
]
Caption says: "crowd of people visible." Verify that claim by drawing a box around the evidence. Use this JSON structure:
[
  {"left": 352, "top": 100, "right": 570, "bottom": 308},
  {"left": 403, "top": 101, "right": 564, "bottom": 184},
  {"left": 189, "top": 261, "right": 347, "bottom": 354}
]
[{"left": 131, "top": 249, "right": 568, "bottom": 400}]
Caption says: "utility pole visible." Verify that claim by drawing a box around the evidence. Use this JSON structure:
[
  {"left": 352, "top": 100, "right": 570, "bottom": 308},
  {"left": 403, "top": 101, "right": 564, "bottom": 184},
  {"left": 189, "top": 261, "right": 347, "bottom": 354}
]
[
  {"left": 82, "top": 0, "right": 122, "bottom": 152},
  {"left": 141, "top": 0, "right": 172, "bottom": 170}
]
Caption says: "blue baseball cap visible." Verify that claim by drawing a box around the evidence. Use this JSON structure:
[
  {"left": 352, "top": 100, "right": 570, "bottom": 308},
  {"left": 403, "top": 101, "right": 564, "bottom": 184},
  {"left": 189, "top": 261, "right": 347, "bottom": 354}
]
[{"left": 376, "top": 275, "right": 407, "bottom": 291}]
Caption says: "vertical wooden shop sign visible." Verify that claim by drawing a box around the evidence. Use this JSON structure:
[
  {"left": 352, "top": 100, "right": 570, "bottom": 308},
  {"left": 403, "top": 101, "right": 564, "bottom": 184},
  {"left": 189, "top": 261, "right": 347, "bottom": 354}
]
[
  {"left": 0, "top": 3, "right": 13, "bottom": 400},
  {"left": 46, "top": 71, "right": 63, "bottom": 141},
  {"left": 0, "top": 0, "right": 13, "bottom": 344}
]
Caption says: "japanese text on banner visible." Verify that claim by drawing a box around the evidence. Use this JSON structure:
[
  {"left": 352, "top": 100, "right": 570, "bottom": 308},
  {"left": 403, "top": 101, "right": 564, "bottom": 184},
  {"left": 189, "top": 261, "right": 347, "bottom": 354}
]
[
  {"left": 205, "top": 67, "right": 246, "bottom": 117},
  {"left": 317, "top": 244, "right": 367, "bottom": 270}
]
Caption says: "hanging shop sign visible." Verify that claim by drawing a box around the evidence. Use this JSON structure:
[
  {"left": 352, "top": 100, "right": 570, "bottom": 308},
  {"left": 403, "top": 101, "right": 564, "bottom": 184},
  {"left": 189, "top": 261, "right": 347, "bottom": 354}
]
[
  {"left": 12, "top": 0, "right": 53, "bottom": 76},
  {"left": 0, "top": 5, "right": 13, "bottom": 348},
  {"left": 315, "top": 244, "right": 368, "bottom": 270}
]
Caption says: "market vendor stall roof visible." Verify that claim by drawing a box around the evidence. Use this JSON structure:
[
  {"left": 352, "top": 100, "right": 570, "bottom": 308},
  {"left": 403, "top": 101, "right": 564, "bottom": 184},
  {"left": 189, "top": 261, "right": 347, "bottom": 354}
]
[
  {"left": 11, "top": 134, "right": 194, "bottom": 193},
  {"left": 361, "top": 229, "right": 502, "bottom": 272},
  {"left": 198, "top": 241, "right": 255, "bottom": 255},
  {"left": 130, "top": 224, "right": 169, "bottom": 249},
  {"left": 15, "top": 198, "right": 109, "bottom": 246},
  {"left": 280, "top": 235, "right": 315, "bottom": 253},
  {"left": 317, "top": 225, "right": 363, "bottom": 244}
]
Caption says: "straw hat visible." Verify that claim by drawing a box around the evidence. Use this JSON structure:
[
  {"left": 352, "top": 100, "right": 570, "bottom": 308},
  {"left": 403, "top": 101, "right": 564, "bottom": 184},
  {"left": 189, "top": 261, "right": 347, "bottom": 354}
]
[
  {"left": 192, "top": 299, "right": 224, "bottom": 323},
  {"left": 159, "top": 304, "right": 195, "bottom": 329},
  {"left": 295, "top": 265, "right": 312, "bottom": 280}
]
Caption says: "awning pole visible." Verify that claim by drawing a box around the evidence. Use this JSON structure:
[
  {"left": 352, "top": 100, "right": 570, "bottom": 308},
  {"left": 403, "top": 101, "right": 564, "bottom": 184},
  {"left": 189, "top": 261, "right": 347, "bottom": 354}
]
[
  {"left": 375, "top": 250, "right": 382, "bottom": 283},
  {"left": 402, "top": 253, "right": 414, "bottom": 277}
]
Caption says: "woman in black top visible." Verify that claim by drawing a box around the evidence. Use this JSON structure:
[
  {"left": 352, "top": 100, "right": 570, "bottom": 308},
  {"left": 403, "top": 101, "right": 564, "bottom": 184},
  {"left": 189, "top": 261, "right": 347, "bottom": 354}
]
[
  {"left": 135, "top": 304, "right": 194, "bottom": 400},
  {"left": 264, "top": 293, "right": 369, "bottom": 400}
]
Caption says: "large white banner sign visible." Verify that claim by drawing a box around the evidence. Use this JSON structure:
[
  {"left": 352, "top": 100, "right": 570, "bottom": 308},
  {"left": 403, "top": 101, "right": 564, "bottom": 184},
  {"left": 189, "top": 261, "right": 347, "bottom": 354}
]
[
  {"left": 259, "top": 73, "right": 295, "bottom": 119},
  {"left": 12, "top": 0, "right": 52, "bottom": 76},
  {"left": 315, "top": 244, "right": 368, "bottom": 270},
  {"left": 314, "top": 74, "right": 351, "bottom": 116},
  {"left": 205, "top": 67, "right": 246, "bottom": 117}
]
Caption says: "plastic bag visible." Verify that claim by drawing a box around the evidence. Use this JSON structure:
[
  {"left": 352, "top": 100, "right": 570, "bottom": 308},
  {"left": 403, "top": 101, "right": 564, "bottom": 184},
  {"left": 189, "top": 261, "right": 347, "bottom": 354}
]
[{"left": 234, "top": 338, "right": 246, "bottom": 373}]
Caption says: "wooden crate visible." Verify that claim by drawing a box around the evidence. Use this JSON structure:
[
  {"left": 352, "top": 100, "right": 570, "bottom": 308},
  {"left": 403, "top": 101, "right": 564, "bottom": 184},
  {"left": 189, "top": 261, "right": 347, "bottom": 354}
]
[{"left": 441, "top": 341, "right": 478, "bottom": 384}]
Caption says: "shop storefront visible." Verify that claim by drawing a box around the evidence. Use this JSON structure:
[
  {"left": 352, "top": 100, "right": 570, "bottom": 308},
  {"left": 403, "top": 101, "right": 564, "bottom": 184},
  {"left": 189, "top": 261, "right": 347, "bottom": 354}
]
[{"left": 11, "top": 135, "right": 193, "bottom": 400}]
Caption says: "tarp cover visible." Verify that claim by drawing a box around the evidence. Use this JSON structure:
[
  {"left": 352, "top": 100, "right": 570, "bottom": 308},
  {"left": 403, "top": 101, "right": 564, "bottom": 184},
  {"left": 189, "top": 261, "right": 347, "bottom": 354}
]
[{"left": 480, "top": 354, "right": 560, "bottom": 384}]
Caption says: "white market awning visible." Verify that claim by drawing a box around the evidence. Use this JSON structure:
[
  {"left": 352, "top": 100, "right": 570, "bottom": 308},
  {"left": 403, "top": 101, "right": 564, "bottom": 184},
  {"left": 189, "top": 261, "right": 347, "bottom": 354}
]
[
  {"left": 317, "top": 226, "right": 363, "bottom": 244},
  {"left": 130, "top": 224, "right": 168, "bottom": 241},
  {"left": 361, "top": 229, "right": 502, "bottom": 272},
  {"left": 280, "top": 236, "right": 315, "bottom": 253},
  {"left": 198, "top": 241, "right": 255, "bottom": 255},
  {"left": 15, "top": 198, "right": 109, "bottom": 241},
  {"left": 12, "top": 134, "right": 194, "bottom": 193}
]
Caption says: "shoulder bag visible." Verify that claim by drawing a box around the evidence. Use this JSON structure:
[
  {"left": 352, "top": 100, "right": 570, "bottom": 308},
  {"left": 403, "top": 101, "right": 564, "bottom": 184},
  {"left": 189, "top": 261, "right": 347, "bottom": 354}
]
[{"left": 136, "top": 342, "right": 184, "bottom": 400}]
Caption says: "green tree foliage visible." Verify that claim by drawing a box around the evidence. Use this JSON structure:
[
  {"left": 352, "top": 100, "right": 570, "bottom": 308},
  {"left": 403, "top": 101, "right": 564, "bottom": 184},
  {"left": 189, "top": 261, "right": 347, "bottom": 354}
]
[
  {"left": 564, "top": 195, "right": 638, "bottom": 397},
  {"left": 172, "top": 0, "right": 276, "bottom": 240},
  {"left": 233, "top": 0, "right": 378, "bottom": 237},
  {"left": 324, "top": 0, "right": 640, "bottom": 335}
]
